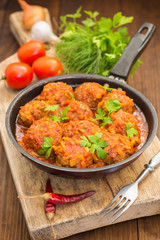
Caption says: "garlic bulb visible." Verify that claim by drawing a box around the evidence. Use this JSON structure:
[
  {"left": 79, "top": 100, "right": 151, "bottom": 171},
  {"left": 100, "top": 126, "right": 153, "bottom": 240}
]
[{"left": 31, "top": 21, "right": 60, "bottom": 43}]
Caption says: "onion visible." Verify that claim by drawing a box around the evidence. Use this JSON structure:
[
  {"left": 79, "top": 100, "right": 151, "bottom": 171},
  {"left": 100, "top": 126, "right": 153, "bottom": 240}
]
[
  {"left": 31, "top": 21, "right": 60, "bottom": 43},
  {"left": 18, "top": 0, "right": 45, "bottom": 30}
]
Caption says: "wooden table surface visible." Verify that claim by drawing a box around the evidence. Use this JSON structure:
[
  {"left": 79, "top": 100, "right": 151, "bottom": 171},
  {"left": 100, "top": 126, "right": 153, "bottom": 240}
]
[{"left": 0, "top": 0, "right": 160, "bottom": 239}]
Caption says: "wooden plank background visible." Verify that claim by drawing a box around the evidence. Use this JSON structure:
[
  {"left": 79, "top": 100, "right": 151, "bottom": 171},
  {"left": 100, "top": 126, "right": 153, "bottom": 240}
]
[{"left": 0, "top": 0, "right": 160, "bottom": 239}]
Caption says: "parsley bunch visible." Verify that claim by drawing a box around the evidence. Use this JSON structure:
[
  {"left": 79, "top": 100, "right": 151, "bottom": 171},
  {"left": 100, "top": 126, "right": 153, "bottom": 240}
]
[
  {"left": 94, "top": 98, "right": 121, "bottom": 127},
  {"left": 80, "top": 132, "right": 108, "bottom": 159},
  {"left": 44, "top": 104, "right": 69, "bottom": 122},
  {"left": 56, "top": 8, "right": 142, "bottom": 76}
]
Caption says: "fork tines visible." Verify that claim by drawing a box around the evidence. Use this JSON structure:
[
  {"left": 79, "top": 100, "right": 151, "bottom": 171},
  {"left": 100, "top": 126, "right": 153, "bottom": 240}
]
[{"left": 99, "top": 193, "right": 133, "bottom": 223}]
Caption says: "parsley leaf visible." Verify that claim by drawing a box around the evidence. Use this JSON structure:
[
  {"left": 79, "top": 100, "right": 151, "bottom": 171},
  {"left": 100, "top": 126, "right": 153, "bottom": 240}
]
[
  {"left": 61, "top": 106, "right": 69, "bottom": 121},
  {"left": 96, "top": 146, "right": 107, "bottom": 159},
  {"left": 80, "top": 132, "right": 108, "bottom": 159},
  {"left": 94, "top": 107, "right": 106, "bottom": 120},
  {"left": 44, "top": 104, "right": 69, "bottom": 122},
  {"left": 94, "top": 98, "right": 121, "bottom": 127},
  {"left": 80, "top": 136, "right": 91, "bottom": 147},
  {"left": 38, "top": 137, "right": 53, "bottom": 159},
  {"left": 52, "top": 115, "right": 61, "bottom": 122},
  {"left": 88, "top": 132, "right": 102, "bottom": 144},
  {"left": 113, "top": 12, "right": 133, "bottom": 28},
  {"left": 44, "top": 105, "right": 59, "bottom": 111},
  {"left": 94, "top": 107, "right": 113, "bottom": 127},
  {"left": 68, "top": 91, "right": 74, "bottom": 100},
  {"left": 100, "top": 116, "right": 113, "bottom": 127},
  {"left": 105, "top": 99, "right": 121, "bottom": 114},
  {"left": 126, "top": 122, "right": 138, "bottom": 138},
  {"left": 101, "top": 85, "right": 113, "bottom": 91}
]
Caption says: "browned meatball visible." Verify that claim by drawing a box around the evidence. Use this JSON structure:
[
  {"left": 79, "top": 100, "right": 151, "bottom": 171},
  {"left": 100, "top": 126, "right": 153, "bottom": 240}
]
[
  {"left": 63, "top": 100, "right": 94, "bottom": 122},
  {"left": 22, "top": 118, "right": 62, "bottom": 153},
  {"left": 107, "top": 110, "right": 140, "bottom": 147},
  {"left": 54, "top": 137, "right": 93, "bottom": 168},
  {"left": 37, "top": 82, "right": 74, "bottom": 106},
  {"left": 93, "top": 130, "right": 135, "bottom": 165},
  {"left": 18, "top": 100, "right": 49, "bottom": 127},
  {"left": 62, "top": 120, "right": 101, "bottom": 139},
  {"left": 98, "top": 89, "right": 134, "bottom": 114},
  {"left": 74, "top": 82, "right": 106, "bottom": 109},
  {"left": 108, "top": 109, "right": 139, "bottom": 134}
]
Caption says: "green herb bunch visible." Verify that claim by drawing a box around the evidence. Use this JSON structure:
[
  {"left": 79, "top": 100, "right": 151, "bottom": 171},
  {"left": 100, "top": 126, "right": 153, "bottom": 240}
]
[{"left": 56, "top": 8, "right": 142, "bottom": 76}]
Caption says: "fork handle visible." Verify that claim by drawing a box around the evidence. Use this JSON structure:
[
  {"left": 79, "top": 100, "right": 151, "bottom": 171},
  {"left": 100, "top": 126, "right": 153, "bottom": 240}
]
[{"left": 135, "top": 151, "right": 160, "bottom": 184}]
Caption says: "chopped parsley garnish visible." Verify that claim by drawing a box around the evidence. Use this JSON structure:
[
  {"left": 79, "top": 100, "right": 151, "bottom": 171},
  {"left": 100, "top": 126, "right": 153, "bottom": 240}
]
[
  {"left": 44, "top": 104, "right": 59, "bottom": 112},
  {"left": 60, "top": 106, "right": 70, "bottom": 121},
  {"left": 93, "top": 107, "right": 113, "bottom": 127},
  {"left": 38, "top": 137, "right": 53, "bottom": 159},
  {"left": 94, "top": 98, "right": 121, "bottom": 127},
  {"left": 68, "top": 91, "right": 74, "bottom": 100},
  {"left": 44, "top": 104, "right": 69, "bottom": 122},
  {"left": 80, "top": 132, "right": 108, "bottom": 159},
  {"left": 126, "top": 122, "right": 138, "bottom": 138},
  {"left": 105, "top": 98, "right": 121, "bottom": 115},
  {"left": 101, "top": 85, "right": 113, "bottom": 91}
]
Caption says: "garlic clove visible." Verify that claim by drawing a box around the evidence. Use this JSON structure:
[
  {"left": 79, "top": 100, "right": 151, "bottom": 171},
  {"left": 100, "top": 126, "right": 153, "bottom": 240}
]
[{"left": 31, "top": 21, "right": 60, "bottom": 43}]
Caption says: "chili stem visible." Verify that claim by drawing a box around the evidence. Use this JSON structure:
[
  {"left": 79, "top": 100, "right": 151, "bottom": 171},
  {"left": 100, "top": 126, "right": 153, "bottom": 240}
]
[
  {"left": 18, "top": 194, "right": 44, "bottom": 199},
  {"left": 49, "top": 219, "right": 57, "bottom": 239}
]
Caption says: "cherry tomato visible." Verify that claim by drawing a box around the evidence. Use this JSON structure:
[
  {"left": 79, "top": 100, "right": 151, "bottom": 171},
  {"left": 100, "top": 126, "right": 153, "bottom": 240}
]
[
  {"left": 32, "top": 56, "right": 63, "bottom": 80},
  {"left": 5, "top": 62, "right": 33, "bottom": 89},
  {"left": 17, "top": 40, "right": 45, "bottom": 65}
]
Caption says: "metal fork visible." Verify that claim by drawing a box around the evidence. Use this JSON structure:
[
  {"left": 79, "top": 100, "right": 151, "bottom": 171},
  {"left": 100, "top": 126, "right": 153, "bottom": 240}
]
[{"left": 99, "top": 151, "right": 160, "bottom": 223}]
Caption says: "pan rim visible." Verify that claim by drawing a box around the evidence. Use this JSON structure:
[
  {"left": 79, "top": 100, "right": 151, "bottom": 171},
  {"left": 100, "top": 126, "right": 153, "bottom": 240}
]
[{"left": 5, "top": 73, "right": 158, "bottom": 174}]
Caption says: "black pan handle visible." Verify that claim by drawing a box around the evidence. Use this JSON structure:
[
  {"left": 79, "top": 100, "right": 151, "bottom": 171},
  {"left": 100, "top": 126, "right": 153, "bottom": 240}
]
[{"left": 110, "top": 22, "right": 156, "bottom": 81}]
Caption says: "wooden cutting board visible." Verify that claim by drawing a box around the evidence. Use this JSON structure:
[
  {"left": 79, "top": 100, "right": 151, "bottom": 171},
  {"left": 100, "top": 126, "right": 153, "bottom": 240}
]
[{"left": 0, "top": 10, "right": 160, "bottom": 240}]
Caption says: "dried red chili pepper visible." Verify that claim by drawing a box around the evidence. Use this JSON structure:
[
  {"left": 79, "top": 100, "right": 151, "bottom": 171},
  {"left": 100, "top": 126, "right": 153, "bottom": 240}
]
[
  {"left": 43, "top": 190, "right": 96, "bottom": 204},
  {"left": 19, "top": 190, "right": 96, "bottom": 204},
  {"left": 44, "top": 178, "right": 56, "bottom": 239}
]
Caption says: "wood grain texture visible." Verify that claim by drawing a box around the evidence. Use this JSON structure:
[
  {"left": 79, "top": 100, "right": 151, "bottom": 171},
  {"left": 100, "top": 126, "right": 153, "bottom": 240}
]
[{"left": 1, "top": 0, "right": 160, "bottom": 240}]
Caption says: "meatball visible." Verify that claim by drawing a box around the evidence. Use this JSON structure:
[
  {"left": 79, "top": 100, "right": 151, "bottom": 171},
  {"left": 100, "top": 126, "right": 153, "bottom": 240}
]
[
  {"left": 54, "top": 137, "right": 93, "bottom": 168},
  {"left": 74, "top": 82, "right": 106, "bottom": 109},
  {"left": 62, "top": 120, "right": 101, "bottom": 139},
  {"left": 18, "top": 100, "right": 49, "bottom": 127},
  {"left": 22, "top": 118, "right": 62, "bottom": 153},
  {"left": 37, "top": 82, "right": 74, "bottom": 106},
  {"left": 93, "top": 131, "right": 135, "bottom": 165},
  {"left": 107, "top": 110, "right": 140, "bottom": 147},
  {"left": 108, "top": 110, "right": 139, "bottom": 134},
  {"left": 63, "top": 100, "right": 94, "bottom": 122},
  {"left": 98, "top": 89, "right": 134, "bottom": 113}
]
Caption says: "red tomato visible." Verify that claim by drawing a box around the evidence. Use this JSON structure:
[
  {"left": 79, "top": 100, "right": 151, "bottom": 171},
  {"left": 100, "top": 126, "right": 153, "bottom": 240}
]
[
  {"left": 17, "top": 40, "right": 45, "bottom": 65},
  {"left": 32, "top": 56, "right": 63, "bottom": 80},
  {"left": 5, "top": 62, "right": 33, "bottom": 89}
]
